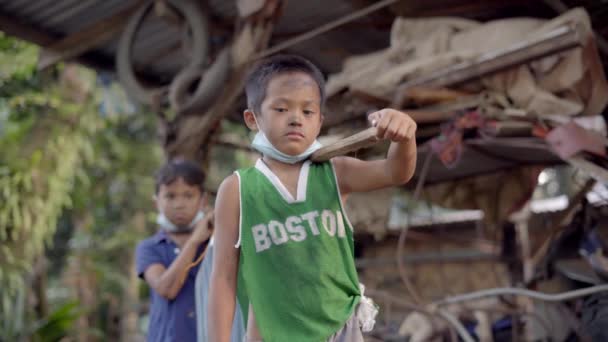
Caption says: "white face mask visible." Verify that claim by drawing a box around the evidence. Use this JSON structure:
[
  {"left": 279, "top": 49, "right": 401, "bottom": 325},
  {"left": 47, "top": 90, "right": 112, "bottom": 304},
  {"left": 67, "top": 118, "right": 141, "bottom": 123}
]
[
  {"left": 250, "top": 114, "right": 322, "bottom": 164},
  {"left": 157, "top": 210, "right": 205, "bottom": 233}
]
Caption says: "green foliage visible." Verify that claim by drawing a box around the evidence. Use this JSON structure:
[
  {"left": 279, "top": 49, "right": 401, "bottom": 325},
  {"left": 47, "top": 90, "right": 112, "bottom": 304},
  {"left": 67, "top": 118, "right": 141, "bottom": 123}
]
[
  {"left": 0, "top": 31, "right": 243, "bottom": 340},
  {"left": 0, "top": 31, "right": 39, "bottom": 91},
  {"left": 30, "top": 301, "right": 82, "bottom": 342},
  {"left": 0, "top": 35, "right": 110, "bottom": 338}
]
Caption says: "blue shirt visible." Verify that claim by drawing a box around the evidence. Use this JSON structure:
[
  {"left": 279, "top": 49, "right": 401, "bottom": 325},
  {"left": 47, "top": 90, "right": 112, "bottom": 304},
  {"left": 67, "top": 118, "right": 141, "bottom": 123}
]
[{"left": 136, "top": 230, "right": 207, "bottom": 342}]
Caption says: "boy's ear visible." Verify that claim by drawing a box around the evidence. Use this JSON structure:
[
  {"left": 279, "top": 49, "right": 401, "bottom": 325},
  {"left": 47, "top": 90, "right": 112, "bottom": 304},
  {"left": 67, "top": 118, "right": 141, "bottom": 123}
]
[
  {"left": 152, "top": 194, "right": 160, "bottom": 211},
  {"left": 200, "top": 192, "right": 209, "bottom": 209},
  {"left": 243, "top": 109, "right": 258, "bottom": 131}
]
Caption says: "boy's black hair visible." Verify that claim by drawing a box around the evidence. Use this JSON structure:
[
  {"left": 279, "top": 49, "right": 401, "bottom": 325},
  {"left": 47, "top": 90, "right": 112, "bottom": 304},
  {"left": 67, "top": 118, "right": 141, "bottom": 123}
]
[
  {"left": 245, "top": 54, "right": 325, "bottom": 114},
  {"left": 155, "top": 159, "right": 205, "bottom": 194}
]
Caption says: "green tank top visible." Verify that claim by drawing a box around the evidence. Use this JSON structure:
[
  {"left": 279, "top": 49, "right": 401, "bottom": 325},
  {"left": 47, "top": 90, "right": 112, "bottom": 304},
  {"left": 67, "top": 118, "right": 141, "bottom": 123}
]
[{"left": 235, "top": 159, "right": 361, "bottom": 342}]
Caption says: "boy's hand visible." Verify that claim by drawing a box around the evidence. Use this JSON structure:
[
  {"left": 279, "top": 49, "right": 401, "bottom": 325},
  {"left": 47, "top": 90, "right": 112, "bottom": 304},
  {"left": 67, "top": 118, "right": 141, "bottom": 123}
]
[
  {"left": 368, "top": 109, "right": 417, "bottom": 142},
  {"left": 190, "top": 209, "right": 214, "bottom": 244}
]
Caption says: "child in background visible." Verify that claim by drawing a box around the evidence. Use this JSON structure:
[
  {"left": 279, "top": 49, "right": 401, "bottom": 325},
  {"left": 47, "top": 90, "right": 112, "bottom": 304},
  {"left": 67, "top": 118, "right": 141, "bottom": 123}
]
[{"left": 136, "top": 160, "right": 213, "bottom": 342}]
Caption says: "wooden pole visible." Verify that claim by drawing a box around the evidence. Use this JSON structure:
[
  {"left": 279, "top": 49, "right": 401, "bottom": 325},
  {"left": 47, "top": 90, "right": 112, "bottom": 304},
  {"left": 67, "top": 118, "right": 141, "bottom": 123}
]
[{"left": 311, "top": 127, "right": 379, "bottom": 162}]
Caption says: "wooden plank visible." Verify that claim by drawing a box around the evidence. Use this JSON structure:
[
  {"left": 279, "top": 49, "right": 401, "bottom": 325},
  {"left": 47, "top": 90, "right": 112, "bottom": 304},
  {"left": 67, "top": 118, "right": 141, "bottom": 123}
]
[
  {"left": 481, "top": 121, "right": 534, "bottom": 137},
  {"left": 396, "top": 94, "right": 483, "bottom": 124},
  {"left": 392, "top": 25, "right": 583, "bottom": 108},
  {"left": 398, "top": 86, "right": 473, "bottom": 106},
  {"left": 425, "top": 94, "right": 483, "bottom": 112},
  {"left": 311, "top": 127, "right": 379, "bottom": 162},
  {"left": 355, "top": 250, "right": 500, "bottom": 267},
  {"left": 37, "top": 1, "right": 144, "bottom": 70}
]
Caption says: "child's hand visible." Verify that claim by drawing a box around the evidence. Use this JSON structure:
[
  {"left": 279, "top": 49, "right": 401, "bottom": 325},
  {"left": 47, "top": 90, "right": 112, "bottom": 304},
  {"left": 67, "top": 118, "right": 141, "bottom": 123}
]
[
  {"left": 190, "top": 209, "right": 214, "bottom": 244},
  {"left": 368, "top": 109, "right": 417, "bottom": 142}
]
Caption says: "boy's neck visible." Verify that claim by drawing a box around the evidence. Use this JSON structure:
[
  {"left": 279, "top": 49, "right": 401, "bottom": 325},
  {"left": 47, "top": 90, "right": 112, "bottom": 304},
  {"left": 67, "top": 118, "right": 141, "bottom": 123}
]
[
  {"left": 167, "top": 230, "right": 192, "bottom": 247},
  {"left": 261, "top": 155, "right": 305, "bottom": 172}
]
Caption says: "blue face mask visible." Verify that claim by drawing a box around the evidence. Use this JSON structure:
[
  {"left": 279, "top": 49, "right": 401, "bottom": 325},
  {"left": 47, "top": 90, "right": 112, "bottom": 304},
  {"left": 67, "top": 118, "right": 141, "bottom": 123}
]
[
  {"left": 249, "top": 106, "right": 324, "bottom": 166},
  {"left": 251, "top": 131, "right": 322, "bottom": 164},
  {"left": 157, "top": 210, "right": 205, "bottom": 233}
]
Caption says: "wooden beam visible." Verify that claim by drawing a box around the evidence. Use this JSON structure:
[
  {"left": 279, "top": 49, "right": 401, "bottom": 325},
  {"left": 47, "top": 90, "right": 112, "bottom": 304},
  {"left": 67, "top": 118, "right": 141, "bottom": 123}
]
[
  {"left": 392, "top": 25, "right": 583, "bottom": 108},
  {"left": 37, "top": 1, "right": 144, "bottom": 70},
  {"left": 311, "top": 127, "right": 379, "bottom": 162},
  {"left": 0, "top": 11, "right": 115, "bottom": 71},
  {"left": 399, "top": 87, "right": 472, "bottom": 106},
  {"left": 543, "top": 0, "right": 608, "bottom": 56},
  {"left": 0, "top": 12, "right": 55, "bottom": 46},
  {"left": 355, "top": 250, "right": 500, "bottom": 267},
  {"left": 481, "top": 121, "right": 534, "bottom": 137},
  {"left": 391, "top": 0, "right": 529, "bottom": 19}
]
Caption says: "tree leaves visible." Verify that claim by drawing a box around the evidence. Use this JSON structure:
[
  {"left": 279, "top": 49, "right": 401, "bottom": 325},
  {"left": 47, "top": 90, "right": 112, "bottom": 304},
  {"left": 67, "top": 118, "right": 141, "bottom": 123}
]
[
  {"left": 0, "top": 37, "right": 101, "bottom": 332},
  {"left": 0, "top": 34, "right": 162, "bottom": 340}
]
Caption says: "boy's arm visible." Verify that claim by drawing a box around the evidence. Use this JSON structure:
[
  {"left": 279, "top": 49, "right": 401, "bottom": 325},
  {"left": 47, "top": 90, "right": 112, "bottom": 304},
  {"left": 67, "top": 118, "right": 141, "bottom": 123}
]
[
  {"left": 333, "top": 108, "right": 417, "bottom": 195},
  {"left": 140, "top": 216, "right": 213, "bottom": 300},
  {"left": 208, "top": 174, "right": 241, "bottom": 342}
]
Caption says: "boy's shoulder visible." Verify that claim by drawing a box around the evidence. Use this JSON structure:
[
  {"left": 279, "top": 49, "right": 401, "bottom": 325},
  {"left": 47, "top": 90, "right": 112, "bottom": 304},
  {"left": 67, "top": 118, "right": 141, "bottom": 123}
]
[
  {"left": 234, "top": 163, "right": 257, "bottom": 175},
  {"left": 136, "top": 230, "right": 166, "bottom": 250}
]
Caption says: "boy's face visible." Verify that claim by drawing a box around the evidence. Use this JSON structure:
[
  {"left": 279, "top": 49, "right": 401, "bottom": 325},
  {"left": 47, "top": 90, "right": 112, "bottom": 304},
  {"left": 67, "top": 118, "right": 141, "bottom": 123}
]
[
  {"left": 247, "top": 72, "right": 323, "bottom": 156},
  {"left": 155, "top": 177, "right": 203, "bottom": 228}
]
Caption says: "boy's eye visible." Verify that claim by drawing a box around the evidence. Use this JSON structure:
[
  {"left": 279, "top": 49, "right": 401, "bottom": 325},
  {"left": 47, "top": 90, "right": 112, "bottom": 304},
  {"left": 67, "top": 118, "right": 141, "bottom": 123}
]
[
  {"left": 303, "top": 110, "right": 315, "bottom": 115},
  {"left": 165, "top": 194, "right": 175, "bottom": 200},
  {"left": 274, "top": 108, "right": 287, "bottom": 113}
]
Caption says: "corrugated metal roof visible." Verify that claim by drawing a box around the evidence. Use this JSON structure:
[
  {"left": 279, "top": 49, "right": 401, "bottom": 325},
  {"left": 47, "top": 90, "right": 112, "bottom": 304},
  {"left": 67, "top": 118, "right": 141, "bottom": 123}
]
[
  {"left": 274, "top": 0, "right": 354, "bottom": 34},
  {"left": 208, "top": 0, "right": 238, "bottom": 20},
  {"left": 0, "top": 0, "right": 384, "bottom": 80},
  {"left": 6, "top": 0, "right": 602, "bottom": 84}
]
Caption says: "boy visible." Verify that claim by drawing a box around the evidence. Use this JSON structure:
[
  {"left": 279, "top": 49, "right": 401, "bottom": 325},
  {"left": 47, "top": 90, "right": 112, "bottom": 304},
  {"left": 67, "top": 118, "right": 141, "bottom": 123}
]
[
  {"left": 136, "top": 160, "right": 214, "bottom": 342},
  {"left": 209, "top": 55, "right": 417, "bottom": 342}
]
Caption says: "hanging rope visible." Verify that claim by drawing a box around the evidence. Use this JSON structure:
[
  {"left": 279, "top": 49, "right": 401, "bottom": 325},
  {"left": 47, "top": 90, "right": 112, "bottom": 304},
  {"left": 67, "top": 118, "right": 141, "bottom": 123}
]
[{"left": 396, "top": 149, "right": 433, "bottom": 305}]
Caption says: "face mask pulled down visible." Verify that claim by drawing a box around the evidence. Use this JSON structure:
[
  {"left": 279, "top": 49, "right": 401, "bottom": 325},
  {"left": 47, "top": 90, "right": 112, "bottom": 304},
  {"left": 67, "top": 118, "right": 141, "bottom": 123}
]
[
  {"left": 157, "top": 211, "right": 205, "bottom": 233},
  {"left": 250, "top": 114, "right": 323, "bottom": 164}
]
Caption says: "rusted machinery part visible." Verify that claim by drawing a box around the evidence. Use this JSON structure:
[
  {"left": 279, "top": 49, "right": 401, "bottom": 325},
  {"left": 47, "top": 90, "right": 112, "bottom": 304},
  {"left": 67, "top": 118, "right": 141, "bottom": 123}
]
[
  {"left": 169, "top": 47, "right": 232, "bottom": 115},
  {"left": 117, "top": 0, "right": 209, "bottom": 105}
]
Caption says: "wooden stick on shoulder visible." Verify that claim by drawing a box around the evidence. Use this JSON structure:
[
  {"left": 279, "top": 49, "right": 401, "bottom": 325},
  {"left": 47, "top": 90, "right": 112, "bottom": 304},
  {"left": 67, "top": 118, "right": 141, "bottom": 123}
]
[{"left": 310, "top": 127, "right": 380, "bottom": 162}]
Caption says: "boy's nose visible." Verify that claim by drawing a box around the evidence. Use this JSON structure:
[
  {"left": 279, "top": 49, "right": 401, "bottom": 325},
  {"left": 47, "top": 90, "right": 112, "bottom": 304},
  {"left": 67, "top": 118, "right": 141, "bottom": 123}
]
[
  {"left": 288, "top": 113, "right": 303, "bottom": 126},
  {"left": 172, "top": 199, "right": 186, "bottom": 208}
]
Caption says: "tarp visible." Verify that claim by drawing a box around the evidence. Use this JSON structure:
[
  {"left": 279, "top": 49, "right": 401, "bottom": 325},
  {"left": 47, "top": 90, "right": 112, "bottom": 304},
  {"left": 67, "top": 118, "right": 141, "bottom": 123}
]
[{"left": 327, "top": 8, "right": 608, "bottom": 118}]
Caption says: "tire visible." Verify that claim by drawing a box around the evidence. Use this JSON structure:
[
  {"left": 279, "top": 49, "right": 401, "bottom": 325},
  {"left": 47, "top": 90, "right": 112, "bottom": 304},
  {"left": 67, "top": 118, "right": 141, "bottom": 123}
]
[
  {"left": 116, "top": 0, "right": 209, "bottom": 105},
  {"left": 581, "top": 291, "right": 608, "bottom": 341},
  {"left": 168, "top": 46, "right": 231, "bottom": 115}
]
